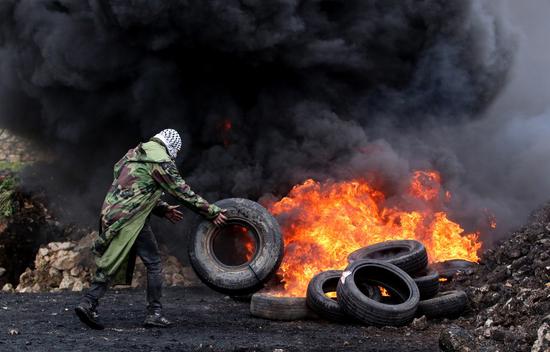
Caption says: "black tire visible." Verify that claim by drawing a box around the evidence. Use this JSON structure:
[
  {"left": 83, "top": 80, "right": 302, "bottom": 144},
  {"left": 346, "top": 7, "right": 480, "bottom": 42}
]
[
  {"left": 337, "top": 259, "right": 420, "bottom": 327},
  {"left": 418, "top": 290, "right": 468, "bottom": 319},
  {"left": 189, "top": 198, "right": 284, "bottom": 295},
  {"left": 432, "top": 260, "right": 478, "bottom": 279},
  {"left": 413, "top": 268, "right": 440, "bottom": 300},
  {"left": 250, "top": 293, "right": 313, "bottom": 321},
  {"left": 347, "top": 240, "right": 428, "bottom": 274},
  {"left": 306, "top": 270, "right": 382, "bottom": 323}
]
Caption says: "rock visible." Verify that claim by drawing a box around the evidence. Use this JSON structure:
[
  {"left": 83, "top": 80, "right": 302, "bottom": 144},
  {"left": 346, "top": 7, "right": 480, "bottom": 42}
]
[
  {"left": 70, "top": 266, "right": 82, "bottom": 277},
  {"left": 2, "top": 283, "right": 14, "bottom": 292},
  {"left": 439, "top": 325, "right": 477, "bottom": 352},
  {"left": 37, "top": 248, "right": 49, "bottom": 257},
  {"left": 171, "top": 273, "right": 186, "bottom": 287},
  {"left": 51, "top": 250, "right": 79, "bottom": 271},
  {"left": 531, "top": 322, "right": 550, "bottom": 352},
  {"left": 58, "top": 272, "right": 76, "bottom": 290},
  {"left": 72, "top": 279, "right": 85, "bottom": 292},
  {"left": 411, "top": 316, "right": 428, "bottom": 331},
  {"left": 181, "top": 266, "right": 201, "bottom": 287},
  {"left": 16, "top": 231, "right": 192, "bottom": 293}
]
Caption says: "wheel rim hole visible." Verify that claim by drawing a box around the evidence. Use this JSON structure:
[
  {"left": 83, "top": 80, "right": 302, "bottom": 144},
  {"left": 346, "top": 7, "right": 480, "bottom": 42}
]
[
  {"left": 212, "top": 224, "right": 257, "bottom": 266},
  {"left": 322, "top": 278, "right": 339, "bottom": 301},
  {"left": 355, "top": 267, "right": 411, "bottom": 305}
]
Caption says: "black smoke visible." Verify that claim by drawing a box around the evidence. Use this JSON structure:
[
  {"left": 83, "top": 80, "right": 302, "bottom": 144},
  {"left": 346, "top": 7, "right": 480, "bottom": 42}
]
[{"left": 2, "top": 0, "right": 541, "bottom": 244}]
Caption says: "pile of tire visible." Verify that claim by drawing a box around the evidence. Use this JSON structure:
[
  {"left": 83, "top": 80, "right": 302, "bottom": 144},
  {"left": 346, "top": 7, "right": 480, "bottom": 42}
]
[{"left": 306, "top": 240, "right": 469, "bottom": 326}]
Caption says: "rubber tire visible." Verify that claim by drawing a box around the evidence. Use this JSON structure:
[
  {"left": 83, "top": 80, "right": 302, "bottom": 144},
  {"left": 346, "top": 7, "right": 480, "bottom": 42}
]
[
  {"left": 347, "top": 240, "right": 428, "bottom": 275},
  {"left": 417, "top": 290, "right": 468, "bottom": 319},
  {"left": 337, "top": 259, "right": 420, "bottom": 327},
  {"left": 432, "top": 260, "right": 478, "bottom": 279},
  {"left": 250, "top": 293, "right": 313, "bottom": 321},
  {"left": 413, "top": 268, "right": 440, "bottom": 300},
  {"left": 306, "top": 270, "right": 381, "bottom": 323},
  {"left": 189, "top": 198, "right": 284, "bottom": 295}
]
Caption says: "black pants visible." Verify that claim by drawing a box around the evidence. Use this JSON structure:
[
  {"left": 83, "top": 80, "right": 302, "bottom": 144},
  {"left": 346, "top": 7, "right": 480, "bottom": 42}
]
[{"left": 83, "top": 222, "right": 163, "bottom": 313}]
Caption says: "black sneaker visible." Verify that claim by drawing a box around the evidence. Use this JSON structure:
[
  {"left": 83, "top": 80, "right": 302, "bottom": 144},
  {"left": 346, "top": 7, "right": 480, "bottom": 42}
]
[
  {"left": 75, "top": 304, "right": 104, "bottom": 330},
  {"left": 143, "top": 312, "right": 173, "bottom": 328}
]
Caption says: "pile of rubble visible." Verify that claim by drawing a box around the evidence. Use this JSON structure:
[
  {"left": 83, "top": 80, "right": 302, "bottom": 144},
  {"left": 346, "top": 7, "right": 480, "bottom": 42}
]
[
  {"left": 3, "top": 232, "right": 200, "bottom": 293},
  {"left": 447, "top": 203, "right": 550, "bottom": 351}
]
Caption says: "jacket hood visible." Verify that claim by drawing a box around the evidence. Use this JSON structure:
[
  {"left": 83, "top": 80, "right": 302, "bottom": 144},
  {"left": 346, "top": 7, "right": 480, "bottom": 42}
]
[{"left": 127, "top": 140, "right": 172, "bottom": 163}]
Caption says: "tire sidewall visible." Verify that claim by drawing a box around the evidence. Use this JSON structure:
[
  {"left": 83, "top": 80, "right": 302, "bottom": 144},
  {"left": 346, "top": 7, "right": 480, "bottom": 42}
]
[{"left": 189, "top": 198, "right": 283, "bottom": 294}]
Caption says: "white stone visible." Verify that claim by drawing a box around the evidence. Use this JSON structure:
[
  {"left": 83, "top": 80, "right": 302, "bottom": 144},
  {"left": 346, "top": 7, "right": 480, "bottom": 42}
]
[
  {"left": 2, "top": 283, "right": 14, "bottom": 292},
  {"left": 51, "top": 251, "right": 79, "bottom": 271},
  {"left": 58, "top": 275, "right": 75, "bottom": 290},
  {"left": 38, "top": 247, "right": 49, "bottom": 257},
  {"left": 72, "top": 280, "right": 84, "bottom": 292},
  {"left": 532, "top": 322, "right": 550, "bottom": 352}
]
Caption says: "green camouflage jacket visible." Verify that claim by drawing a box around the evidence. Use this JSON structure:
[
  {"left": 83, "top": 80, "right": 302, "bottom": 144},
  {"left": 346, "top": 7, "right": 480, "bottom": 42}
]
[{"left": 92, "top": 139, "right": 222, "bottom": 284}]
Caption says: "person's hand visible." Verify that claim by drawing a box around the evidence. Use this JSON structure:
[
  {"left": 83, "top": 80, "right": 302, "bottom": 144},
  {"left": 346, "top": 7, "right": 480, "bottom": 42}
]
[
  {"left": 212, "top": 209, "right": 228, "bottom": 226},
  {"left": 165, "top": 205, "right": 184, "bottom": 224}
]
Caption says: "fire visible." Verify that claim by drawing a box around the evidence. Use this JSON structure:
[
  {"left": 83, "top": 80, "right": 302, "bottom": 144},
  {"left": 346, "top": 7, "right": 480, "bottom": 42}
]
[
  {"left": 484, "top": 209, "right": 497, "bottom": 230},
  {"left": 379, "top": 287, "right": 390, "bottom": 297},
  {"left": 244, "top": 236, "right": 255, "bottom": 262},
  {"left": 409, "top": 171, "right": 441, "bottom": 201},
  {"left": 220, "top": 118, "right": 233, "bottom": 147},
  {"left": 267, "top": 170, "right": 483, "bottom": 297}
]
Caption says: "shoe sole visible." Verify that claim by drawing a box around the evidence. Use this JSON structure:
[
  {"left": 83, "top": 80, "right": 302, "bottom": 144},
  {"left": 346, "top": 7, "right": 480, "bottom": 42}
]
[{"left": 75, "top": 307, "right": 105, "bottom": 330}]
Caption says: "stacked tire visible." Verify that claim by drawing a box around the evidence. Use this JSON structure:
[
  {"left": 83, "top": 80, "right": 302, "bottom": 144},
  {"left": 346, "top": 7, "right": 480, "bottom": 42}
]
[{"left": 305, "top": 240, "right": 469, "bottom": 326}]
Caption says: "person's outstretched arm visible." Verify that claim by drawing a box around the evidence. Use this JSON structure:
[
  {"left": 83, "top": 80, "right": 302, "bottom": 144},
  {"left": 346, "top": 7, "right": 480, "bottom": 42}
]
[{"left": 151, "top": 161, "right": 223, "bottom": 220}]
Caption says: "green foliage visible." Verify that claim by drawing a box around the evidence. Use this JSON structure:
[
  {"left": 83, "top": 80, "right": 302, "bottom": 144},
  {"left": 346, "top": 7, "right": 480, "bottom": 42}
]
[{"left": 0, "top": 173, "right": 16, "bottom": 218}]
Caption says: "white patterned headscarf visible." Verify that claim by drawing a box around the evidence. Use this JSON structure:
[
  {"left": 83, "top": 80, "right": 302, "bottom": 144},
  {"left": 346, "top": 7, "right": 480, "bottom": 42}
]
[{"left": 153, "top": 129, "right": 182, "bottom": 159}]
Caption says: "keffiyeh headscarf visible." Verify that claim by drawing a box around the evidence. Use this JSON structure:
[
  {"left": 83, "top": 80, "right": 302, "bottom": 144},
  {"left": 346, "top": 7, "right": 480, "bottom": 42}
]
[{"left": 153, "top": 129, "right": 182, "bottom": 159}]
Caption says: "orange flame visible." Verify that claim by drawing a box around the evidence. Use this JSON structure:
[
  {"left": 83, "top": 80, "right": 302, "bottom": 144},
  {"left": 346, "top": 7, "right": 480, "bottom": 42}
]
[
  {"left": 234, "top": 225, "right": 255, "bottom": 262},
  {"left": 379, "top": 287, "right": 390, "bottom": 297},
  {"left": 244, "top": 239, "right": 255, "bottom": 261},
  {"left": 409, "top": 171, "right": 441, "bottom": 201},
  {"left": 267, "top": 170, "right": 483, "bottom": 297},
  {"left": 484, "top": 209, "right": 497, "bottom": 230}
]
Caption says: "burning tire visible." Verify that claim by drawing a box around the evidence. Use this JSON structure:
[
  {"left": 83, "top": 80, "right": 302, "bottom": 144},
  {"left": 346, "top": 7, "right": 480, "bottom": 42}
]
[
  {"left": 306, "top": 270, "right": 382, "bottom": 323},
  {"left": 432, "top": 259, "right": 478, "bottom": 279},
  {"left": 189, "top": 198, "right": 284, "bottom": 295},
  {"left": 347, "top": 240, "right": 428, "bottom": 274},
  {"left": 413, "top": 267, "right": 440, "bottom": 300},
  {"left": 337, "top": 259, "right": 420, "bottom": 327},
  {"left": 417, "top": 290, "right": 468, "bottom": 319},
  {"left": 250, "top": 293, "right": 312, "bottom": 321}
]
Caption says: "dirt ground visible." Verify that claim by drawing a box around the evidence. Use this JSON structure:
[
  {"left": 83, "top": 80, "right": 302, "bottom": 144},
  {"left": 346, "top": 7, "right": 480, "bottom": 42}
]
[{"left": 0, "top": 286, "right": 443, "bottom": 352}]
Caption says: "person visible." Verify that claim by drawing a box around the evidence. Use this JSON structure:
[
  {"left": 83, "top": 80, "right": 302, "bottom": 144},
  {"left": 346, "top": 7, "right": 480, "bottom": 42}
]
[{"left": 75, "top": 129, "right": 227, "bottom": 329}]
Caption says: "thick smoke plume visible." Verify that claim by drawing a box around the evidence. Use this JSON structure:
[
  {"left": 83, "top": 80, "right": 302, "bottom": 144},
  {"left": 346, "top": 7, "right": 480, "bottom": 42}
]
[{"left": 0, "top": 0, "right": 547, "bottom": 245}]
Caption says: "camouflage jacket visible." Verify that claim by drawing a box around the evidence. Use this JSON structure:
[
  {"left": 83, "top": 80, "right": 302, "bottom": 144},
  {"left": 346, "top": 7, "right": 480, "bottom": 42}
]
[{"left": 92, "top": 139, "right": 222, "bottom": 284}]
